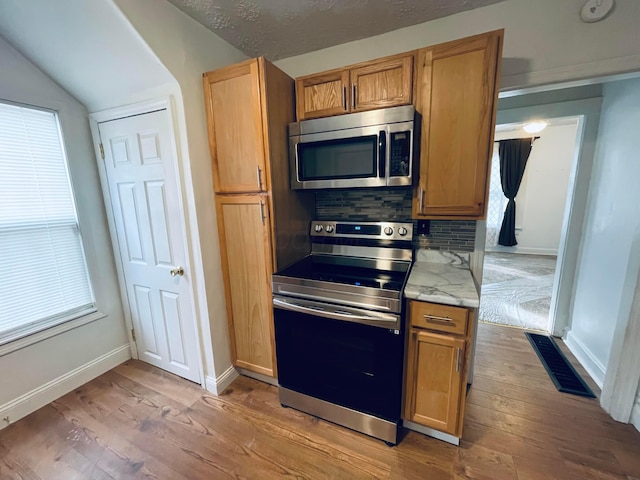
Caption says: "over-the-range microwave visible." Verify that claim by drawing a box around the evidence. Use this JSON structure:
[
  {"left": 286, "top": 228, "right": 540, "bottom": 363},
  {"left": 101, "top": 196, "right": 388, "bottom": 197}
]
[{"left": 289, "top": 105, "right": 416, "bottom": 190}]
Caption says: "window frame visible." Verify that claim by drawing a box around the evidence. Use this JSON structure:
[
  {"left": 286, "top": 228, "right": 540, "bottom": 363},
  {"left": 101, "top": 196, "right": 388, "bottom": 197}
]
[{"left": 0, "top": 99, "right": 98, "bottom": 350}]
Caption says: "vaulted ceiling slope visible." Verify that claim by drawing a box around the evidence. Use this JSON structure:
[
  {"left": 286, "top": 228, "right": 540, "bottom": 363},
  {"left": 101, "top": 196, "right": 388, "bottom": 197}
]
[
  {"left": 0, "top": 0, "right": 175, "bottom": 112},
  {"left": 167, "top": 0, "right": 506, "bottom": 60}
]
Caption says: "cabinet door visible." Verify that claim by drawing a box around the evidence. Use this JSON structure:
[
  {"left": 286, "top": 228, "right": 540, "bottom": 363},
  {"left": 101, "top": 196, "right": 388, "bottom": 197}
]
[
  {"left": 351, "top": 55, "right": 413, "bottom": 112},
  {"left": 216, "top": 195, "right": 276, "bottom": 377},
  {"left": 296, "top": 69, "right": 349, "bottom": 120},
  {"left": 204, "top": 59, "right": 267, "bottom": 193},
  {"left": 405, "top": 330, "right": 465, "bottom": 435},
  {"left": 414, "top": 31, "right": 502, "bottom": 218}
]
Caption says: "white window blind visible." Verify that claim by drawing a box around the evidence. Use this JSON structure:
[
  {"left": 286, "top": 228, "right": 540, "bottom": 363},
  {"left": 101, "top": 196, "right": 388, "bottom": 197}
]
[{"left": 0, "top": 101, "right": 95, "bottom": 344}]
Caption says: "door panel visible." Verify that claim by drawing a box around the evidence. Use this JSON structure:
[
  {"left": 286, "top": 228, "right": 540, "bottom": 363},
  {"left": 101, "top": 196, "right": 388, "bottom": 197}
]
[
  {"left": 351, "top": 55, "right": 413, "bottom": 112},
  {"left": 99, "top": 110, "right": 200, "bottom": 383},
  {"left": 414, "top": 32, "right": 501, "bottom": 218},
  {"left": 295, "top": 70, "right": 349, "bottom": 120},
  {"left": 116, "top": 182, "right": 145, "bottom": 263},
  {"left": 160, "top": 290, "right": 187, "bottom": 367},
  {"left": 133, "top": 284, "right": 160, "bottom": 359},
  {"left": 204, "top": 60, "right": 267, "bottom": 193},
  {"left": 216, "top": 195, "right": 275, "bottom": 377},
  {"left": 145, "top": 181, "right": 172, "bottom": 265},
  {"left": 407, "top": 330, "right": 465, "bottom": 434}
]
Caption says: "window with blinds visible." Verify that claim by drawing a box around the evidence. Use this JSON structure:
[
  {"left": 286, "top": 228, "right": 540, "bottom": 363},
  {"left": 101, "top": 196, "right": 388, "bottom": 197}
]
[{"left": 0, "top": 101, "right": 95, "bottom": 345}]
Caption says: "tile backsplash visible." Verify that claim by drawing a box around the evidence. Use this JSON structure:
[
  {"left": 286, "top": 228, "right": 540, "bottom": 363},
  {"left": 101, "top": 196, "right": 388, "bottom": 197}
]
[
  {"left": 315, "top": 188, "right": 476, "bottom": 252},
  {"left": 315, "top": 188, "right": 412, "bottom": 221}
]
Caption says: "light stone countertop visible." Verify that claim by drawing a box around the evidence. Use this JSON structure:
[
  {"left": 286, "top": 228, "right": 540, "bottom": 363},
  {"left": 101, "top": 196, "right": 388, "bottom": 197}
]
[{"left": 403, "top": 250, "right": 480, "bottom": 308}]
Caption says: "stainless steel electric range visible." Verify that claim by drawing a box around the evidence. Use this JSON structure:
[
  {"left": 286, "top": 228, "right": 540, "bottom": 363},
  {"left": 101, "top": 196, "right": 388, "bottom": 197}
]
[{"left": 272, "top": 220, "right": 414, "bottom": 445}]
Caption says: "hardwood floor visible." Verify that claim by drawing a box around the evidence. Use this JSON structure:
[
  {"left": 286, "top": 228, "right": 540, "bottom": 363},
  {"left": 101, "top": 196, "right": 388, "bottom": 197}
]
[{"left": 1, "top": 324, "right": 639, "bottom": 479}]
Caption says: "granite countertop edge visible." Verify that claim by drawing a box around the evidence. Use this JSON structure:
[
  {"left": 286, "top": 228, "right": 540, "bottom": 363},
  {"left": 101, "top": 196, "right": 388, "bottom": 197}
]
[{"left": 403, "top": 251, "right": 480, "bottom": 308}]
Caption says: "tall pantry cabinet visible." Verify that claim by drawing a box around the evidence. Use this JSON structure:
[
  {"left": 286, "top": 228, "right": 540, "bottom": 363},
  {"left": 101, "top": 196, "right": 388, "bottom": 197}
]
[{"left": 203, "top": 58, "right": 313, "bottom": 378}]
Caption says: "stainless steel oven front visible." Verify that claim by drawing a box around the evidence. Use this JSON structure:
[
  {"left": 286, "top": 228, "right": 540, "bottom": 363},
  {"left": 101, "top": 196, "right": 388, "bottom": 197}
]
[
  {"left": 272, "top": 220, "right": 414, "bottom": 445},
  {"left": 273, "top": 296, "right": 406, "bottom": 445},
  {"left": 289, "top": 105, "right": 415, "bottom": 190}
]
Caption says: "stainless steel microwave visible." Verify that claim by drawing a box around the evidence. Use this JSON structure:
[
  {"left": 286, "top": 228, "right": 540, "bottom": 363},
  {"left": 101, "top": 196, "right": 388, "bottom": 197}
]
[{"left": 289, "top": 105, "right": 415, "bottom": 190}]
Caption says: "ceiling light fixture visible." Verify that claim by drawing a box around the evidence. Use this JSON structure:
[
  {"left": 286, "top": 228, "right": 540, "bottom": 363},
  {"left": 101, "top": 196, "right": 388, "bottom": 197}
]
[{"left": 523, "top": 121, "right": 548, "bottom": 134}]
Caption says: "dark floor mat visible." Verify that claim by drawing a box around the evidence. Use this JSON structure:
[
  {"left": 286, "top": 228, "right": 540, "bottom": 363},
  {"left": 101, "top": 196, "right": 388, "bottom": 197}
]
[{"left": 524, "top": 332, "right": 596, "bottom": 398}]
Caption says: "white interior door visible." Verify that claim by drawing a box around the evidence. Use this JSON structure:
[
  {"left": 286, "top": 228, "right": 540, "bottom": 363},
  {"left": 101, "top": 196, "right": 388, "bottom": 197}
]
[{"left": 98, "top": 110, "right": 200, "bottom": 383}]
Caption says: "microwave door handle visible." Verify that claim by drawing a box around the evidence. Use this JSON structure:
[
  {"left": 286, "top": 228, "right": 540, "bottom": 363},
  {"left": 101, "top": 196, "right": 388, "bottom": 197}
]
[{"left": 378, "top": 130, "right": 386, "bottom": 178}]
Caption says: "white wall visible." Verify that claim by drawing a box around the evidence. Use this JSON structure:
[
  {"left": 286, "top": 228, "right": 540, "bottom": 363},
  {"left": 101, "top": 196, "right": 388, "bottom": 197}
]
[
  {"left": 490, "top": 123, "right": 578, "bottom": 255},
  {"left": 566, "top": 77, "right": 640, "bottom": 387},
  {"left": 0, "top": 36, "right": 128, "bottom": 426},
  {"left": 112, "top": 0, "right": 247, "bottom": 382},
  {"left": 633, "top": 388, "right": 640, "bottom": 431},
  {"left": 0, "top": 0, "right": 176, "bottom": 112},
  {"left": 275, "top": 0, "right": 640, "bottom": 91},
  {"left": 0, "top": 0, "right": 247, "bottom": 407}
]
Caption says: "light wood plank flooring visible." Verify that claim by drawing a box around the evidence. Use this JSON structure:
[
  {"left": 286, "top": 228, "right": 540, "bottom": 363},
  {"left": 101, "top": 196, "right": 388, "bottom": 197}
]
[{"left": 1, "top": 324, "right": 639, "bottom": 479}]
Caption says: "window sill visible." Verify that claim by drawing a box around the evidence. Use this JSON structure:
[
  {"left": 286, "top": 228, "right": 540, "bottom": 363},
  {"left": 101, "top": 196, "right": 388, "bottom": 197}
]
[{"left": 0, "top": 311, "right": 108, "bottom": 357}]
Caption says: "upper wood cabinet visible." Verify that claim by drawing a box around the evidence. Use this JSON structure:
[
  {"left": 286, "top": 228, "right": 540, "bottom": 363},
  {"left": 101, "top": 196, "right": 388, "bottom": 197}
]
[
  {"left": 413, "top": 30, "right": 503, "bottom": 219},
  {"left": 350, "top": 55, "right": 413, "bottom": 113},
  {"left": 296, "top": 69, "right": 350, "bottom": 120},
  {"left": 204, "top": 60, "right": 268, "bottom": 193},
  {"left": 295, "top": 53, "right": 414, "bottom": 120}
]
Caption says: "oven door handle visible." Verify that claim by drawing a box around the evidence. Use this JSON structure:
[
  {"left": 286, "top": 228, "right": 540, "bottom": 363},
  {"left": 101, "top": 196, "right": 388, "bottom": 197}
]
[{"left": 273, "top": 297, "right": 400, "bottom": 329}]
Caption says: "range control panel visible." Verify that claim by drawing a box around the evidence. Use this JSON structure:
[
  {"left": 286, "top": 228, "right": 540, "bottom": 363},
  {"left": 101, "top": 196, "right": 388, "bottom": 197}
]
[{"left": 310, "top": 221, "right": 413, "bottom": 241}]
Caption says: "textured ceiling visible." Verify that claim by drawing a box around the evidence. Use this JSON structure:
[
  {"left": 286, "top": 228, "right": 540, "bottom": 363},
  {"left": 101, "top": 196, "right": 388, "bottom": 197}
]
[{"left": 167, "top": 0, "right": 506, "bottom": 60}]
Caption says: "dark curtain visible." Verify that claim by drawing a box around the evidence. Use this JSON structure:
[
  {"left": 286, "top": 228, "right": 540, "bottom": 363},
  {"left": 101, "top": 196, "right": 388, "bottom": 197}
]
[{"left": 498, "top": 138, "right": 533, "bottom": 246}]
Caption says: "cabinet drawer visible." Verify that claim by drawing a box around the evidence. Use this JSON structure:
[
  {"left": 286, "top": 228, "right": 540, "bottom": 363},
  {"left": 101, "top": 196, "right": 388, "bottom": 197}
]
[{"left": 410, "top": 301, "right": 468, "bottom": 336}]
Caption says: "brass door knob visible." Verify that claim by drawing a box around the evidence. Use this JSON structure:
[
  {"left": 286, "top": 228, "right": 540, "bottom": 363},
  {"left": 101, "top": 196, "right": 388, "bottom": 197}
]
[{"left": 170, "top": 266, "right": 184, "bottom": 277}]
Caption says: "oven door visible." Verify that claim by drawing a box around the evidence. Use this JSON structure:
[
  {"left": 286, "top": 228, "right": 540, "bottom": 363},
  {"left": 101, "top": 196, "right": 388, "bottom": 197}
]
[
  {"left": 273, "top": 296, "right": 405, "bottom": 422},
  {"left": 289, "top": 125, "right": 388, "bottom": 190}
]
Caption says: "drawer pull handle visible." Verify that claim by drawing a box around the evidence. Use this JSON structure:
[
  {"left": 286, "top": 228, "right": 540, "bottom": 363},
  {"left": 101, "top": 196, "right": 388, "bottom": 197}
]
[{"left": 423, "top": 314, "right": 454, "bottom": 324}]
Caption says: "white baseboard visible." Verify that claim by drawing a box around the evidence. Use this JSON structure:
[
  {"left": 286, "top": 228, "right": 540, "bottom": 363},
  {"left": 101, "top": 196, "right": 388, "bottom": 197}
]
[
  {"left": 403, "top": 420, "right": 460, "bottom": 446},
  {"left": 204, "top": 365, "right": 239, "bottom": 395},
  {"left": 0, "top": 344, "right": 131, "bottom": 430},
  {"left": 564, "top": 331, "right": 606, "bottom": 388},
  {"left": 486, "top": 246, "right": 558, "bottom": 256}
]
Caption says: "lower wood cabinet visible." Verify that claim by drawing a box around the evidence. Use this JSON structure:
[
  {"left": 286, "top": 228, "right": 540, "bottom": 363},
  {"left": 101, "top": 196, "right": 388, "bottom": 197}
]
[
  {"left": 404, "top": 300, "right": 474, "bottom": 438},
  {"left": 215, "top": 194, "right": 276, "bottom": 377}
]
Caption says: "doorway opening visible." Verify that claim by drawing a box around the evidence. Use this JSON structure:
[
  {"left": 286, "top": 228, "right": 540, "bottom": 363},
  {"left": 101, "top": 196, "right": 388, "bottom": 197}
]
[{"left": 479, "top": 117, "right": 581, "bottom": 332}]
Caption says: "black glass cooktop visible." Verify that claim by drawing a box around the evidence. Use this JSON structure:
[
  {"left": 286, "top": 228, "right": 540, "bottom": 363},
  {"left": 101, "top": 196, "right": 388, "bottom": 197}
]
[{"left": 275, "top": 255, "right": 409, "bottom": 292}]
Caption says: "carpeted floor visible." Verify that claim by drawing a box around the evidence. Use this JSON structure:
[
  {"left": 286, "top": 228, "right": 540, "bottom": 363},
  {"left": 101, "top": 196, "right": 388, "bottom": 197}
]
[{"left": 479, "top": 252, "right": 557, "bottom": 331}]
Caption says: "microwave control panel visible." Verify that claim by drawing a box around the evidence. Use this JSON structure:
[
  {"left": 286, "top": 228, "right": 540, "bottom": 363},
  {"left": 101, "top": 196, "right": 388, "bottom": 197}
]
[{"left": 389, "top": 131, "right": 411, "bottom": 177}]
